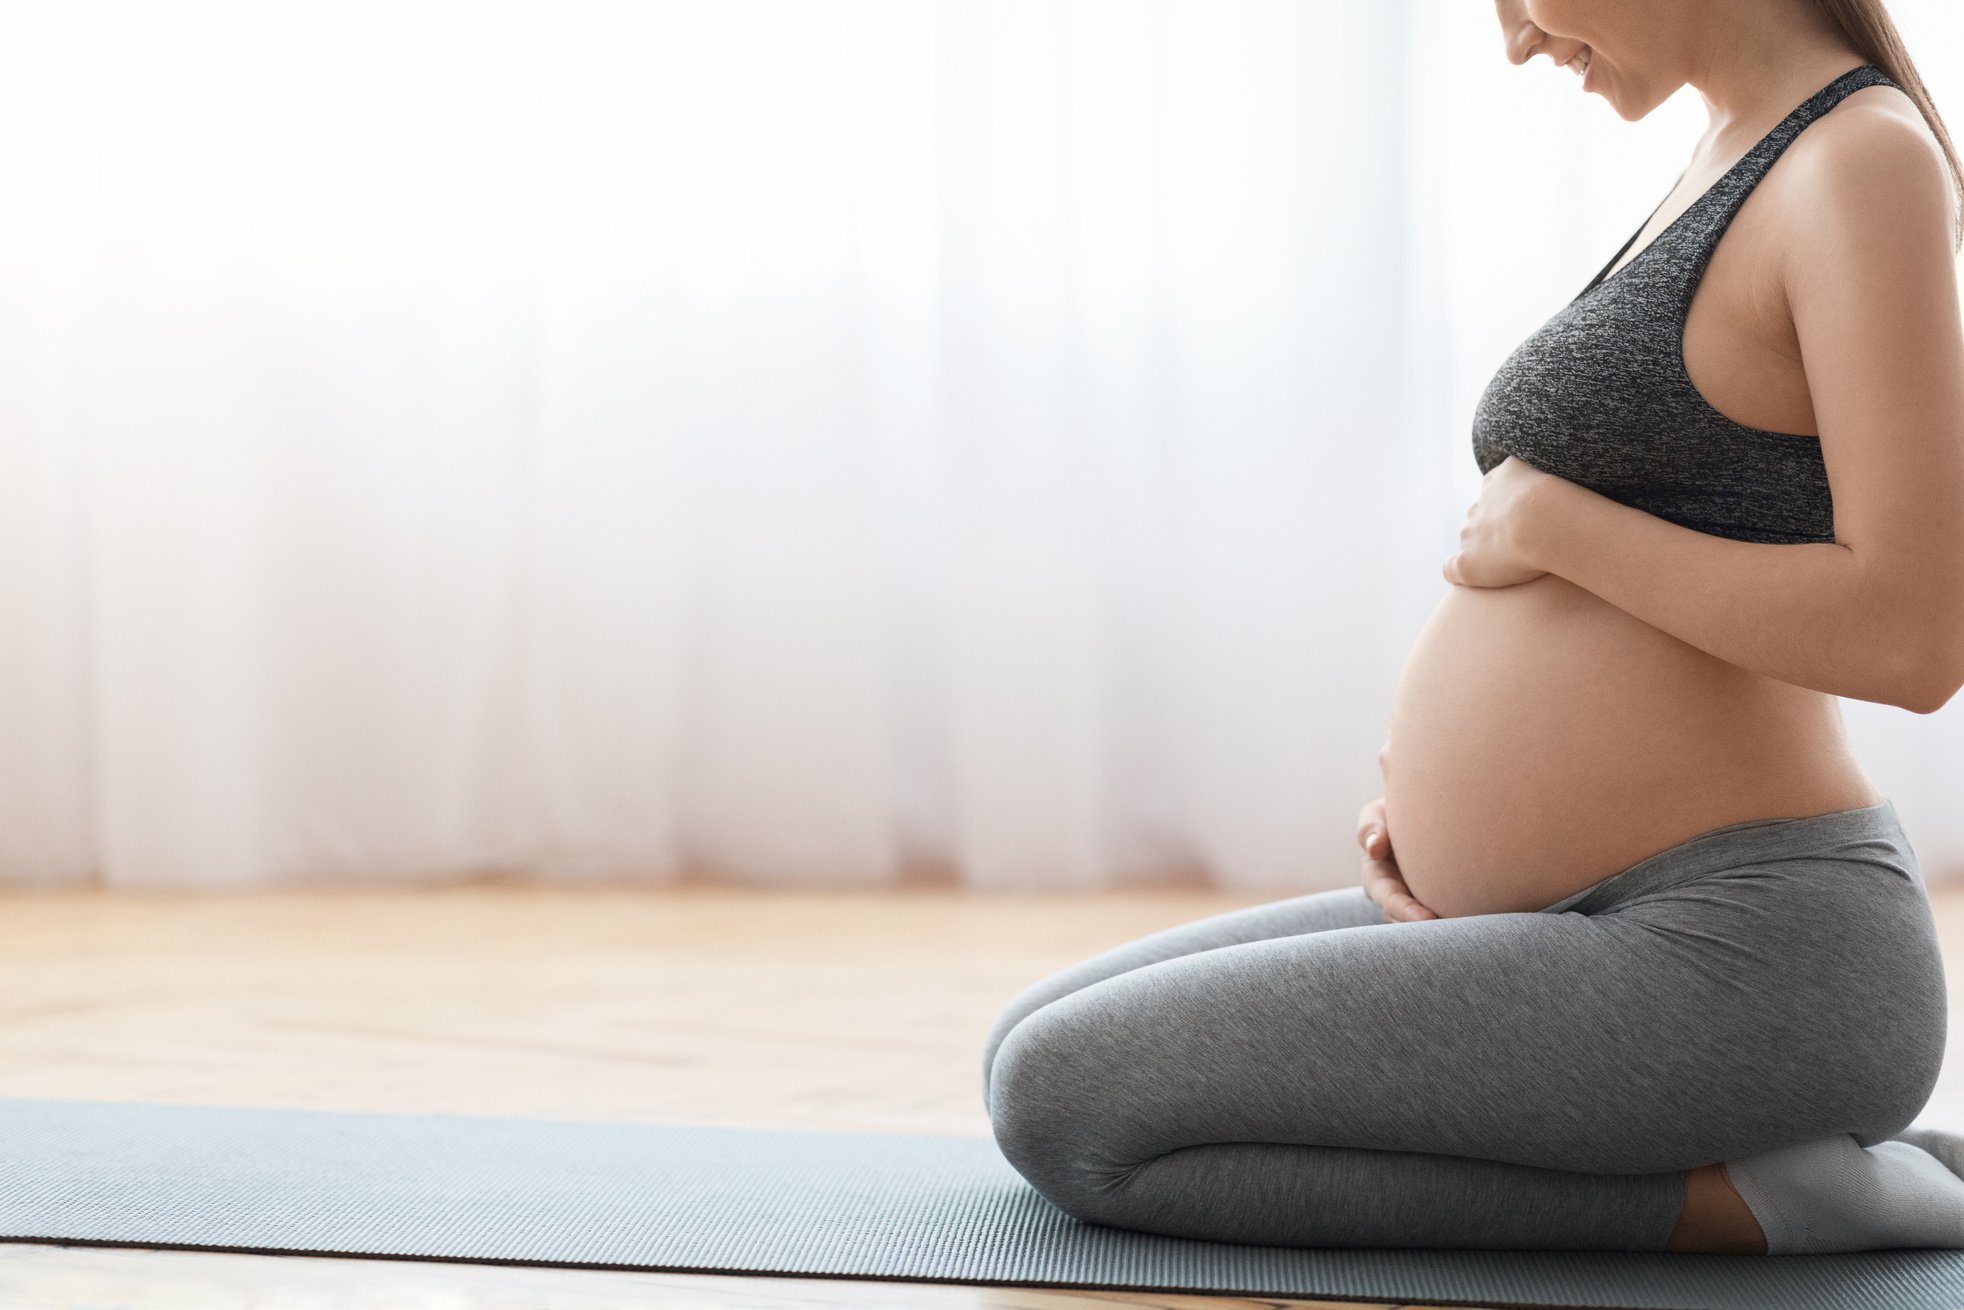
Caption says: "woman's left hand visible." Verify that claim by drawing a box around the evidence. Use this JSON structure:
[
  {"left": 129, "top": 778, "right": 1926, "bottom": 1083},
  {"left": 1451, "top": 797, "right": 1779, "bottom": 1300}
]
[{"left": 1442, "top": 454, "right": 1558, "bottom": 588}]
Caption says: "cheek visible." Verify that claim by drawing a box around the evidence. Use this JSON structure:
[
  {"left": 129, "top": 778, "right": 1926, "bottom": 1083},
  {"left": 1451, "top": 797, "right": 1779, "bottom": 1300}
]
[
  {"left": 1521, "top": 0, "right": 1585, "bottom": 37},
  {"left": 1495, "top": 0, "right": 1535, "bottom": 28}
]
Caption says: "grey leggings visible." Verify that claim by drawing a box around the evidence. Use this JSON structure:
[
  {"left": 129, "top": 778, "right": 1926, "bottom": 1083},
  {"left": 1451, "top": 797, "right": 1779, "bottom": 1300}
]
[{"left": 980, "top": 798, "right": 1947, "bottom": 1250}]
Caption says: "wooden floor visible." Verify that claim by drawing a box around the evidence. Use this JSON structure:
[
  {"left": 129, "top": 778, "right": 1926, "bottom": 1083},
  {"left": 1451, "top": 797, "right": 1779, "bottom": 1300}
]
[{"left": 4, "top": 877, "right": 1963, "bottom": 1310}]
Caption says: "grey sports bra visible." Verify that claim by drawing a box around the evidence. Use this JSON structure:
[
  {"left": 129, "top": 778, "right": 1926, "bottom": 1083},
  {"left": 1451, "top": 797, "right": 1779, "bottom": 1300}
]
[{"left": 1470, "top": 63, "right": 1896, "bottom": 545}]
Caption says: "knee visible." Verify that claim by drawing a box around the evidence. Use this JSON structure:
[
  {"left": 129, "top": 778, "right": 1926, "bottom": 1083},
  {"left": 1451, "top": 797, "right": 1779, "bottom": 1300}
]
[
  {"left": 1853, "top": 1043, "right": 1947, "bottom": 1148},
  {"left": 986, "top": 1012, "right": 1087, "bottom": 1179},
  {"left": 984, "top": 1004, "right": 1136, "bottom": 1224},
  {"left": 979, "top": 986, "right": 1059, "bottom": 1117},
  {"left": 977, "top": 965, "right": 1110, "bottom": 1116}
]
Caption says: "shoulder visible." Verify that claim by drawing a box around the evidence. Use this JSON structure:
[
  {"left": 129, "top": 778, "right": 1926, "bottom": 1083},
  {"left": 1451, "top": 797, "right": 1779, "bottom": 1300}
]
[{"left": 1775, "top": 82, "right": 1959, "bottom": 268}]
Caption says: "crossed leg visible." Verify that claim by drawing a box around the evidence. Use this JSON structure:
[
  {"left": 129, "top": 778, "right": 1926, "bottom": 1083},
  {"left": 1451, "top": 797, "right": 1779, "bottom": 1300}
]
[{"left": 980, "top": 884, "right": 1927, "bottom": 1251}]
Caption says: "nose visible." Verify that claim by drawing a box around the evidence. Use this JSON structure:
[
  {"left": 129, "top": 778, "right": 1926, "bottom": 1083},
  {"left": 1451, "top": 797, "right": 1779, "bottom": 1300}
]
[
  {"left": 1497, "top": 7, "right": 1586, "bottom": 71},
  {"left": 1504, "top": 24, "right": 1545, "bottom": 67},
  {"left": 1495, "top": 0, "right": 1546, "bottom": 67},
  {"left": 1522, "top": 38, "right": 1588, "bottom": 73}
]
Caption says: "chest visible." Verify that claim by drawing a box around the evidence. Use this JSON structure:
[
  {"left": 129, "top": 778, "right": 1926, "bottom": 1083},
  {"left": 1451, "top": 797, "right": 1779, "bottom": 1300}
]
[
  {"left": 1468, "top": 170, "right": 1835, "bottom": 545},
  {"left": 1681, "top": 196, "right": 1813, "bottom": 434}
]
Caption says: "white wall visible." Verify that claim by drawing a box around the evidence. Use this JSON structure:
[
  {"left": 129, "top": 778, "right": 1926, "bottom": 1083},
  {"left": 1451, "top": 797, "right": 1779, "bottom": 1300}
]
[{"left": 0, "top": 0, "right": 1959, "bottom": 890}]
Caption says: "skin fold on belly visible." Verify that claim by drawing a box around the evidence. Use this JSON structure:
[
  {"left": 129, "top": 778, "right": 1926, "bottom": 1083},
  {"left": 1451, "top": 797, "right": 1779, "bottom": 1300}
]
[{"left": 1383, "top": 573, "right": 1877, "bottom": 919}]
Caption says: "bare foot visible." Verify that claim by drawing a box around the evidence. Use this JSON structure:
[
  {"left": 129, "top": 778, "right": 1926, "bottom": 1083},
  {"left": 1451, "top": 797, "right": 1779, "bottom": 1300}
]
[{"left": 1666, "top": 1162, "right": 1768, "bottom": 1254}]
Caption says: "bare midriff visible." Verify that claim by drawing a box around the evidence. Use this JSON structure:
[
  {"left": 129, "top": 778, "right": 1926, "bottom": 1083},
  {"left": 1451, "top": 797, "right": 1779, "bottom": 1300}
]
[{"left": 1383, "top": 570, "right": 1882, "bottom": 919}]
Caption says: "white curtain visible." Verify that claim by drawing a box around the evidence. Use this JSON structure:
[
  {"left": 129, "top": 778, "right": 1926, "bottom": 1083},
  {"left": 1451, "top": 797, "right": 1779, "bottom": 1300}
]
[{"left": 2, "top": 0, "right": 1960, "bottom": 892}]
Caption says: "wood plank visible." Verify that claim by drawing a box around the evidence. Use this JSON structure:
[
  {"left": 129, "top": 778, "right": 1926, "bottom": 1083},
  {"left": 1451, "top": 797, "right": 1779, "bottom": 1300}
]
[{"left": 2, "top": 879, "right": 1957, "bottom": 1307}]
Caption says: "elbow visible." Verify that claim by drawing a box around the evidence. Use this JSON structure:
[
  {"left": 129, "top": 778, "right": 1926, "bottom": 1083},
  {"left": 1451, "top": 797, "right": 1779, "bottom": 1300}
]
[
  {"left": 1891, "top": 640, "right": 1964, "bottom": 715},
  {"left": 1899, "top": 680, "right": 1957, "bottom": 715}
]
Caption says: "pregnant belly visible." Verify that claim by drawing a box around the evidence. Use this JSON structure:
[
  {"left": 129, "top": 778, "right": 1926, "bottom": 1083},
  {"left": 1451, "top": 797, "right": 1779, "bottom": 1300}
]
[{"left": 1383, "top": 572, "right": 1876, "bottom": 918}]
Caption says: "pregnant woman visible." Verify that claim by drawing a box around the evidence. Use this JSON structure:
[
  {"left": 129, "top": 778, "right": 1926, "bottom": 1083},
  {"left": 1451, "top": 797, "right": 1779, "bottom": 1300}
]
[{"left": 981, "top": 0, "right": 1964, "bottom": 1256}]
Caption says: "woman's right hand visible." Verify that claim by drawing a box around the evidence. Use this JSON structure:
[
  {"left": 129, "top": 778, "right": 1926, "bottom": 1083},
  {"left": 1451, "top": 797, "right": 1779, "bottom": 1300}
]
[{"left": 1357, "top": 794, "right": 1439, "bottom": 922}]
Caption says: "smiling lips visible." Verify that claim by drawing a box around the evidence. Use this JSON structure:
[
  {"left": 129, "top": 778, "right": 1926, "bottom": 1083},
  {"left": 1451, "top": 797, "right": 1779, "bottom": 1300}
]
[{"left": 1567, "top": 45, "right": 1594, "bottom": 89}]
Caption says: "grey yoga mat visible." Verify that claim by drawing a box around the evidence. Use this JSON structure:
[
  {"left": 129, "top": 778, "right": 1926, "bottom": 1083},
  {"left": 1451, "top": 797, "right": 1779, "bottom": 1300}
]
[{"left": 4, "top": 1099, "right": 1964, "bottom": 1310}]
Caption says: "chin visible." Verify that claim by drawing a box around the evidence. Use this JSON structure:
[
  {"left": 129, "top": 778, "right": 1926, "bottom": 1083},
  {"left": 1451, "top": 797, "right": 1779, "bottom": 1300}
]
[{"left": 1602, "top": 76, "right": 1672, "bottom": 123}]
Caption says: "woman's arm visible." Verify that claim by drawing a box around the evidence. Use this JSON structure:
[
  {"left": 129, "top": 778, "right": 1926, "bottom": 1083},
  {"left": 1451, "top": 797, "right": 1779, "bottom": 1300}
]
[
  {"left": 1520, "top": 108, "right": 1964, "bottom": 713},
  {"left": 1520, "top": 479, "right": 1956, "bottom": 711}
]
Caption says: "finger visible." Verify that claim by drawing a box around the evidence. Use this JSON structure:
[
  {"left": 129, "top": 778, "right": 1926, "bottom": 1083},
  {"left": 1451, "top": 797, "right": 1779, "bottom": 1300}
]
[
  {"left": 1361, "top": 851, "right": 1398, "bottom": 880},
  {"left": 1361, "top": 868, "right": 1398, "bottom": 908},
  {"left": 1359, "top": 812, "right": 1392, "bottom": 853},
  {"left": 1381, "top": 889, "right": 1433, "bottom": 921},
  {"left": 1362, "top": 866, "right": 1411, "bottom": 909},
  {"left": 1363, "top": 874, "right": 1402, "bottom": 917},
  {"left": 1388, "top": 889, "right": 1440, "bottom": 920},
  {"left": 1363, "top": 861, "right": 1437, "bottom": 921},
  {"left": 1362, "top": 865, "right": 1397, "bottom": 899}
]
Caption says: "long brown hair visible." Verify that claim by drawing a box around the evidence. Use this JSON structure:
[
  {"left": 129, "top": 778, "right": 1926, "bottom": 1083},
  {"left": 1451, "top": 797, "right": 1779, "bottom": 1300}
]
[{"left": 1812, "top": 0, "right": 1964, "bottom": 250}]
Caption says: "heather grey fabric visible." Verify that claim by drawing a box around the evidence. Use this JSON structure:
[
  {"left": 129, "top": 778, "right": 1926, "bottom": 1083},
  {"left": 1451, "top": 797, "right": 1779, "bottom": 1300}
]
[
  {"left": 983, "top": 797, "right": 1949, "bottom": 1251},
  {"left": 1469, "top": 63, "right": 1896, "bottom": 545}
]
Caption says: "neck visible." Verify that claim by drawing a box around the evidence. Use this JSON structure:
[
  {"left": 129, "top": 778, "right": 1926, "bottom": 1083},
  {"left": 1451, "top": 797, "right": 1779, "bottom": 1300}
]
[{"left": 1682, "top": 4, "right": 1865, "bottom": 145}]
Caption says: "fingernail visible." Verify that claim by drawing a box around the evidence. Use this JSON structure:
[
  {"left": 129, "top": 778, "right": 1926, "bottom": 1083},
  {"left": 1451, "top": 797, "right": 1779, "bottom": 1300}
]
[{"left": 1363, "top": 828, "right": 1377, "bottom": 850}]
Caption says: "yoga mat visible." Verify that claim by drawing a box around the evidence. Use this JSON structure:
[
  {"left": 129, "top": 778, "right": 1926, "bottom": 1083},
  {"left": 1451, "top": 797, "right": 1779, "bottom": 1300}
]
[{"left": 2, "top": 1097, "right": 1963, "bottom": 1310}]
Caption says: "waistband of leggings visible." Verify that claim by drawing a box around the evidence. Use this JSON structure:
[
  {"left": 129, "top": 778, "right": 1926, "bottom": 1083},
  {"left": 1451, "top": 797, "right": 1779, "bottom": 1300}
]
[{"left": 1537, "top": 797, "right": 1912, "bottom": 915}]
